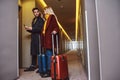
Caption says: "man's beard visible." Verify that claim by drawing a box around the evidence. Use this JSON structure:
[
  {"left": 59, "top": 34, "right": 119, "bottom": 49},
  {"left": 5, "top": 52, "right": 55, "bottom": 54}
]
[{"left": 35, "top": 14, "right": 40, "bottom": 18}]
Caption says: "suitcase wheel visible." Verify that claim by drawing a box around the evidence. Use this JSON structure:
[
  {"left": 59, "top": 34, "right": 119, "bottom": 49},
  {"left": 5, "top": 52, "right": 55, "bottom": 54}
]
[
  {"left": 65, "top": 77, "right": 69, "bottom": 80},
  {"left": 66, "top": 77, "right": 70, "bottom": 80}
]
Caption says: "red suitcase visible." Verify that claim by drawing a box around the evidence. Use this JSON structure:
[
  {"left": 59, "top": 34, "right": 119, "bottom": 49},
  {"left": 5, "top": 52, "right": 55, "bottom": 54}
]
[{"left": 51, "top": 34, "right": 69, "bottom": 80}]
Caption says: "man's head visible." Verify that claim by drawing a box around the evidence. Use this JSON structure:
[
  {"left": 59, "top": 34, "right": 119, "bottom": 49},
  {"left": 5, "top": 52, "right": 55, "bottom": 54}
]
[{"left": 32, "top": 8, "right": 41, "bottom": 17}]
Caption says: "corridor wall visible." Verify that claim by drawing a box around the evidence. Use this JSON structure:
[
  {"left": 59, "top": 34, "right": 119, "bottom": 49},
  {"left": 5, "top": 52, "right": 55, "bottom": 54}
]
[
  {"left": 83, "top": 0, "right": 100, "bottom": 80},
  {"left": 0, "top": 0, "right": 18, "bottom": 80},
  {"left": 96, "top": 0, "right": 120, "bottom": 80},
  {"left": 83, "top": 0, "right": 120, "bottom": 80}
]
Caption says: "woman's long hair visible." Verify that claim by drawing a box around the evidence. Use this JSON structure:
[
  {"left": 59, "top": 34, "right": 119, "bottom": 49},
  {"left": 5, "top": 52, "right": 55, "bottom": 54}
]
[{"left": 43, "top": 7, "right": 58, "bottom": 21}]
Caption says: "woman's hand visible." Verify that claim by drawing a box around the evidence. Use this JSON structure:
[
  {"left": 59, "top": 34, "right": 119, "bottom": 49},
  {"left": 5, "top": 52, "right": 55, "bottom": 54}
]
[{"left": 52, "top": 30, "right": 57, "bottom": 34}]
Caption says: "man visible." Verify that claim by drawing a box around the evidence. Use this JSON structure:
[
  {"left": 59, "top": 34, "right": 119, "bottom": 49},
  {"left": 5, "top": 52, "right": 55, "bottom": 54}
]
[{"left": 24, "top": 8, "right": 44, "bottom": 71}]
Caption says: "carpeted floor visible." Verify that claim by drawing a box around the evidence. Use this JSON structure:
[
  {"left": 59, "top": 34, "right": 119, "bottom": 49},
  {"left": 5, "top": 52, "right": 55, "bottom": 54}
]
[{"left": 17, "top": 50, "right": 87, "bottom": 80}]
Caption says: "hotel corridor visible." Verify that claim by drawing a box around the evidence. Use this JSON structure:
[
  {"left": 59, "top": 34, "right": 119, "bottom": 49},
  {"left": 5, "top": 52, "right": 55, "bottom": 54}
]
[{"left": 18, "top": 50, "right": 87, "bottom": 80}]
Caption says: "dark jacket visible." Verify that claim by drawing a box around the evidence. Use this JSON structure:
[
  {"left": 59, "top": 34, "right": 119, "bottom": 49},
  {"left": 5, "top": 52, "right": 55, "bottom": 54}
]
[
  {"left": 27, "top": 16, "right": 44, "bottom": 55},
  {"left": 41, "top": 15, "right": 59, "bottom": 49}
]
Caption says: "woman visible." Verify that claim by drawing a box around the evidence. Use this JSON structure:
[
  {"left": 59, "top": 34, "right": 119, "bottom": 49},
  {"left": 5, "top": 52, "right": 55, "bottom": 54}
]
[{"left": 41, "top": 7, "right": 59, "bottom": 77}]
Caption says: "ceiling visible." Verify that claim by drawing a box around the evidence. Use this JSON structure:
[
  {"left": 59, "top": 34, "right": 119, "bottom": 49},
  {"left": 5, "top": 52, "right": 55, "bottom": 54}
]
[{"left": 36, "top": 0, "right": 76, "bottom": 40}]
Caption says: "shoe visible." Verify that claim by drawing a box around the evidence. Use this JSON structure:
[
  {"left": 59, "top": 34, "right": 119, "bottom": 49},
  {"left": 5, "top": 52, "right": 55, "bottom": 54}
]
[
  {"left": 36, "top": 70, "right": 39, "bottom": 73},
  {"left": 41, "top": 70, "right": 51, "bottom": 78},
  {"left": 47, "top": 70, "right": 51, "bottom": 76},
  {"left": 24, "top": 65, "right": 36, "bottom": 72},
  {"left": 41, "top": 73, "right": 50, "bottom": 78}
]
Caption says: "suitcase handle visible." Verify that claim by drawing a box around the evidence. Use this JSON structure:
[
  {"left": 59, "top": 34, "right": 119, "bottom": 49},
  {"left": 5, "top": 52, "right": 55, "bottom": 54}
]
[
  {"left": 39, "top": 35, "right": 44, "bottom": 55},
  {"left": 39, "top": 35, "right": 46, "bottom": 54},
  {"left": 39, "top": 35, "right": 41, "bottom": 54},
  {"left": 52, "top": 33, "right": 59, "bottom": 56}
]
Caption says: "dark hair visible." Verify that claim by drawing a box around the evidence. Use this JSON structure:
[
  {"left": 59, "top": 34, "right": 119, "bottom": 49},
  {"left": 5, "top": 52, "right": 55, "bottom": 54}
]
[{"left": 32, "top": 7, "right": 40, "bottom": 12}]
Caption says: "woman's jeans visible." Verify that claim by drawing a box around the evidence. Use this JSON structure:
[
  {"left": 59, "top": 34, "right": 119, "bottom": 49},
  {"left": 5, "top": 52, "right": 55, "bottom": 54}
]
[{"left": 45, "top": 49, "right": 53, "bottom": 71}]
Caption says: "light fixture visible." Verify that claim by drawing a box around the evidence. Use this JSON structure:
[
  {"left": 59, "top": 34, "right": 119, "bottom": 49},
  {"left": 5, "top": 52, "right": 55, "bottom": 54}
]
[
  {"left": 75, "top": 0, "right": 80, "bottom": 41},
  {"left": 38, "top": 0, "right": 47, "bottom": 9}
]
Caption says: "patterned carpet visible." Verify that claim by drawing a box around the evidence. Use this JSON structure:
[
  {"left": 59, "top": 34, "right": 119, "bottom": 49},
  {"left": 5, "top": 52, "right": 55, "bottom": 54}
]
[{"left": 17, "top": 50, "right": 87, "bottom": 80}]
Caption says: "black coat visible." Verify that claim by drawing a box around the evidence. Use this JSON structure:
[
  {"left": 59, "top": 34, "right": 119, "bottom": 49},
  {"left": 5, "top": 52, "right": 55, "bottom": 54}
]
[{"left": 27, "top": 16, "right": 44, "bottom": 55}]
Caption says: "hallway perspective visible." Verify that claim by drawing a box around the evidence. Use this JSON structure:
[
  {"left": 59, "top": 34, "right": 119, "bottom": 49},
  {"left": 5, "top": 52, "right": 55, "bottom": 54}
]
[{"left": 17, "top": 50, "right": 87, "bottom": 80}]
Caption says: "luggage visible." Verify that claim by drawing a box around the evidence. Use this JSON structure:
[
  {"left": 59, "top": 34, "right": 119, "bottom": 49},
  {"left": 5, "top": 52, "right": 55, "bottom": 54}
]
[
  {"left": 38, "top": 36, "right": 47, "bottom": 75},
  {"left": 38, "top": 51, "right": 47, "bottom": 75},
  {"left": 51, "top": 34, "right": 69, "bottom": 80}
]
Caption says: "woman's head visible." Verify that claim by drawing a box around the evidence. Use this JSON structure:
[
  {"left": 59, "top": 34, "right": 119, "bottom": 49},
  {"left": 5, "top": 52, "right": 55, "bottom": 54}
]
[
  {"left": 44, "top": 7, "right": 55, "bottom": 15},
  {"left": 43, "top": 7, "right": 58, "bottom": 21}
]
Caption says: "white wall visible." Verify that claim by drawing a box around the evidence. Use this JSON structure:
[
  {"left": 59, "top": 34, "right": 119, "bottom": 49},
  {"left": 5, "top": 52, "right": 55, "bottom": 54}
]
[
  {"left": 0, "top": 0, "right": 18, "bottom": 80},
  {"left": 96, "top": 0, "right": 120, "bottom": 80},
  {"left": 83, "top": 0, "right": 100, "bottom": 80}
]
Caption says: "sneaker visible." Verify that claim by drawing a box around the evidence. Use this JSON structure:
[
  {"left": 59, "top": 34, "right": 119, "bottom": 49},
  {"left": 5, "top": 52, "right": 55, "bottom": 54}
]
[
  {"left": 47, "top": 70, "right": 51, "bottom": 76},
  {"left": 24, "top": 65, "right": 36, "bottom": 72},
  {"left": 41, "top": 70, "right": 51, "bottom": 78},
  {"left": 36, "top": 70, "right": 39, "bottom": 73},
  {"left": 41, "top": 73, "right": 50, "bottom": 78}
]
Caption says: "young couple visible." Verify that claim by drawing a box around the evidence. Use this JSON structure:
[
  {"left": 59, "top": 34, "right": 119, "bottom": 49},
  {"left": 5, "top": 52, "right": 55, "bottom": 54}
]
[{"left": 24, "top": 7, "right": 59, "bottom": 77}]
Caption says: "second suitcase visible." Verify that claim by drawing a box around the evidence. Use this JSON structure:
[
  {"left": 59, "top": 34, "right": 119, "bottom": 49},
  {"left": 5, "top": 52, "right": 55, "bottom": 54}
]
[
  {"left": 51, "top": 34, "right": 69, "bottom": 80},
  {"left": 38, "top": 36, "right": 47, "bottom": 75},
  {"left": 38, "top": 53, "right": 47, "bottom": 75}
]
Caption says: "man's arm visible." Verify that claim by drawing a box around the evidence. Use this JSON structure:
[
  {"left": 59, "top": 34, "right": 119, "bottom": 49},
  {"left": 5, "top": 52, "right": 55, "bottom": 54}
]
[
  {"left": 24, "top": 19, "right": 44, "bottom": 33},
  {"left": 32, "top": 19, "right": 44, "bottom": 33}
]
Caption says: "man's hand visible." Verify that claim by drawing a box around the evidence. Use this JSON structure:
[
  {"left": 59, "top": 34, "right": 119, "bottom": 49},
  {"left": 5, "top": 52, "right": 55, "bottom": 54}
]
[{"left": 24, "top": 25, "right": 32, "bottom": 30}]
